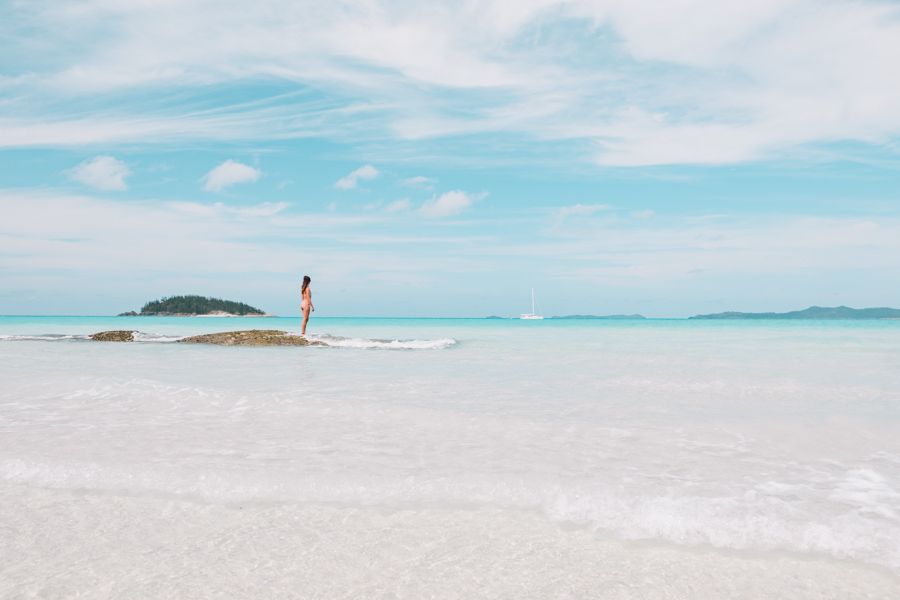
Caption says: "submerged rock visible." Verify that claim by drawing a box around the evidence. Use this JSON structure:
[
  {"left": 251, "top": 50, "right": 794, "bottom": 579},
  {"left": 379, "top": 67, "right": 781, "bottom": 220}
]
[
  {"left": 177, "top": 330, "right": 321, "bottom": 346},
  {"left": 90, "top": 330, "right": 136, "bottom": 342}
]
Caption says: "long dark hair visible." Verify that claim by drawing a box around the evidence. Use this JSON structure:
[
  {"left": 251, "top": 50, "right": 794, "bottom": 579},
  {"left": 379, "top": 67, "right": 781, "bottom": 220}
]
[{"left": 301, "top": 275, "right": 311, "bottom": 293}]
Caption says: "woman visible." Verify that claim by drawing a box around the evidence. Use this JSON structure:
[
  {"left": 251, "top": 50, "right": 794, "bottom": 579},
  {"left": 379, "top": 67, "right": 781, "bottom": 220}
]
[{"left": 300, "top": 275, "right": 314, "bottom": 336}]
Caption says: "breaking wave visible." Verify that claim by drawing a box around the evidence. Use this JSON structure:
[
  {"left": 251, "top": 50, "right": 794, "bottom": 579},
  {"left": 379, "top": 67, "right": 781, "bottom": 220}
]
[
  {"left": 0, "top": 333, "right": 90, "bottom": 341},
  {"left": 307, "top": 333, "right": 457, "bottom": 350},
  {"left": 0, "top": 331, "right": 457, "bottom": 350}
]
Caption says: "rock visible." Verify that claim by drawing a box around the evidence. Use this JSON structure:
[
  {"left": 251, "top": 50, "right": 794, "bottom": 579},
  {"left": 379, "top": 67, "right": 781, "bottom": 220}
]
[
  {"left": 90, "top": 330, "right": 136, "bottom": 342},
  {"left": 177, "top": 330, "right": 321, "bottom": 346},
  {"left": 88, "top": 329, "right": 318, "bottom": 346}
]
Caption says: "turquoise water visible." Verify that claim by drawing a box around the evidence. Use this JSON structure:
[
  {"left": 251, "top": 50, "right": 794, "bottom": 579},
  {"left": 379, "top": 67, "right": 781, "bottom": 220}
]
[
  {"left": 3, "top": 313, "right": 900, "bottom": 338},
  {"left": 2, "top": 315, "right": 900, "bottom": 595}
]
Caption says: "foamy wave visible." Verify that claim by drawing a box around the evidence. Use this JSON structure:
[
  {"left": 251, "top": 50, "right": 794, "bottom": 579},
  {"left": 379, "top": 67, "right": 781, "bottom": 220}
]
[
  {"left": 0, "top": 332, "right": 183, "bottom": 343},
  {"left": 0, "top": 331, "right": 457, "bottom": 349},
  {"left": 131, "top": 332, "right": 184, "bottom": 343},
  {"left": 308, "top": 334, "right": 456, "bottom": 350},
  {"left": 0, "top": 333, "right": 90, "bottom": 341},
  {"left": 3, "top": 456, "right": 897, "bottom": 572}
]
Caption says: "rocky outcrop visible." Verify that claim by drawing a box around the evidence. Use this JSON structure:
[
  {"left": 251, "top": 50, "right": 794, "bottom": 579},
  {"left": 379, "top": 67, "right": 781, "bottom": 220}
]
[
  {"left": 90, "top": 330, "right": 136, "bottom": 342},
  {"left": 89, "top": 329, "right": 318, "bottom": 346},
  {"left": 177, "top": 330, "right": 321, "bottom": 346}
]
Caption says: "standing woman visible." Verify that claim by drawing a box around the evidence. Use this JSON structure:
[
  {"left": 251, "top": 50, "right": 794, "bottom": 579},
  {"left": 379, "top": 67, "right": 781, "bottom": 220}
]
[{"left": 300, "top": 275, "right": 314, "bottom": 336}]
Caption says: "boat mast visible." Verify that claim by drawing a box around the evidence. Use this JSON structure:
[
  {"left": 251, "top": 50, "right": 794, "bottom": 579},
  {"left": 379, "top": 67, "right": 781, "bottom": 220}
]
[{"left": 531, "top": 288, "right": 536, "bottom": 315}]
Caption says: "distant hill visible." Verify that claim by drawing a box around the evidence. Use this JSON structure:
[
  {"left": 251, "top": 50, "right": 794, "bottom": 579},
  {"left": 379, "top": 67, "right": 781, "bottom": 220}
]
[
  {"left": 119, "top": 295, "right": 266, "bottom": 316},
  {"left": 690, "top": 306, "right": 900, "bottom": 320},
  {"left": 549, "top": 314, "right": 646, "bottom": 320}
]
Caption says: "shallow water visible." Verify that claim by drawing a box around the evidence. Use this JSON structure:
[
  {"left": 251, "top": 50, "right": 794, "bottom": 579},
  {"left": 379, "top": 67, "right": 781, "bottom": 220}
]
[{"left": 2, "top": 316, "right": 899, "bottom": 597}]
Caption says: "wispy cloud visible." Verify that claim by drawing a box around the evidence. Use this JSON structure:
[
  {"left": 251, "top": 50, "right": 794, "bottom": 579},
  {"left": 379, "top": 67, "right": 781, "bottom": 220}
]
[
  {"left": 202, "top": 160, "right": 261, "bottom": 192},
  {"left": 66, "top": 156, "right": 130, "bottom": 191},
  {"left": 4, "top": 1, "right": 900, "bottom": 166},
  {"left": 555, "top": 203, "right": 612, "bottom": 220},
  {"left": 335, "top": 164, "right": 379, "bottom": 190},
  {"left": 401, "top": 175, "right": 436, "bottom": 189},
  {"left": 169, "top": 201, "right": 289, "bottom": 218},
  {"left": 385, "top": 199, "right": 412, "bottom": 212},
  {"left": 420, "top": 190, "right": 485, "bottom": 218},
  {"left": 4, "top": 188, "right": 900, "bottom": 315}
]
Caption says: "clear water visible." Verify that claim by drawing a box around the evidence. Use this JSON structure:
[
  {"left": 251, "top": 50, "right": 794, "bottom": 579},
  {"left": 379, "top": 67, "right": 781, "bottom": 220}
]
[{"left": 2, "top": 316, "right": 899, "bottom": 597}]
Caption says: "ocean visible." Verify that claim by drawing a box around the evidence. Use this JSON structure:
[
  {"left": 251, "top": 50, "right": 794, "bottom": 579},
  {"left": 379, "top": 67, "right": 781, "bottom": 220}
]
[{"left": 2, "top": 316, "right": 899, "bottom": 598}]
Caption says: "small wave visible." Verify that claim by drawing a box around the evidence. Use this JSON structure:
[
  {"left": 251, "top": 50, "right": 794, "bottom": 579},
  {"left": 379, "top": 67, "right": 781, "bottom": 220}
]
[
  {"left": 132, "top": 332, "right": 184, "bottom": 343},
  {"left": 0, "top": 333, "right": 90, "bottom": 341},
  {"left": 0, "top": 331, "right": 457, "bottom": 349},
  {"left": 0, "top": 332, "right": 184, "bottom": 343},
  {"left": 308, "top": 333, "right": 457, "bottom": 350}
]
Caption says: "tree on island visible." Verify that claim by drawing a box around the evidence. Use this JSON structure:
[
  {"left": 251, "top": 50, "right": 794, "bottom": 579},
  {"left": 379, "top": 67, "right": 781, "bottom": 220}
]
[{"left": 122, "top": 295, "right": 266, "bottom": 316}]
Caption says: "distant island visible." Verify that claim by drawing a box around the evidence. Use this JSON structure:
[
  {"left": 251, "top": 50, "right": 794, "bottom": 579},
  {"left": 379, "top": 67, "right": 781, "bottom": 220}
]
[
  {"left": 483, "top": 314, "right": 645, "bottom": 320},
  {"left": 119, "top": 295, "right": 267, "bottom": 316},
  {"left": 690, "top": 306, "right": 900, "bottom": 320},
  {"left": 549, "top": 314, "right": 646, "bottom": 320}
]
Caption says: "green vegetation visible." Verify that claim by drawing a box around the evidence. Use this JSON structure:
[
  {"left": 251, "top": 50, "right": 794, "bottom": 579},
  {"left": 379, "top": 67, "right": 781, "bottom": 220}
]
[
  {"left": 120, "top": 295, "right": 266, "bottom": 316},
  {"left": 690, "top": 306, "right": 900, "bottom": 319}
]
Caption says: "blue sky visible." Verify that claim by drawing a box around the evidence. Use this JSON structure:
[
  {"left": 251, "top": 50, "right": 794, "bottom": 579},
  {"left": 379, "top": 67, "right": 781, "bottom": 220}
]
[{"left": 2, "top": 0, "right": 900, "bottom": 317}]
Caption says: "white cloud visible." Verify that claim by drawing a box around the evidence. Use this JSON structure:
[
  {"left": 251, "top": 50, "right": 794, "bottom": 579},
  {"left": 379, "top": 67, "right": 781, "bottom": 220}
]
[
  {"left": 632, "top": 209, "right": 655, "bottom": 219},
  {"left": 420, "top": 190, "right": 485, "bottom": 218},
  {"left": 0, "top": 189, "right": 389, "bottom": 276},
  {"left": 169, "top": 201, "right": 289, "bottom": 218},
  {"left": 4, "top": 1, "right": 900, "bottom": 167},
  {"left": 385, "top": 199, "right": 412, "bottom": 212},
  {"left": 335, "top": 164, "right": 379, "bottom": 190},
  {"left": 66, "top": 156, "right": 130, "bottom": 191},
  {"left": 556, "top": 204, "right": 612, "bottom": 220},
  {"left": 4, "top": 188, "right": 900, "bottom": 315},
  {"left": 401, "top": 176, "right": 436, "bottom": 189},
  {"left": 202, "top": 160, "right": 261, "bottom": 192}
]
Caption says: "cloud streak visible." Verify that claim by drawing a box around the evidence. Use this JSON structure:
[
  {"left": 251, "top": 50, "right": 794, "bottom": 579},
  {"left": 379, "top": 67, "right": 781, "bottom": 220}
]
[
  {"left": 2, "top": 188, "right": 899, "bottom": 315},
  {"left": 169, "top": 201, "right": 289, "bottom": 218},
  {"left": 420, "top": 190, "right": 485, "bottom": 218},
  {"left": 3, "top": 1, "right": 900, "bottom": 166},
  {"left": 556, "top": 204, "right": 612, "bottom": 220},
  {"left": 401, "top": 176, "right": 436, "bottom": 189}
]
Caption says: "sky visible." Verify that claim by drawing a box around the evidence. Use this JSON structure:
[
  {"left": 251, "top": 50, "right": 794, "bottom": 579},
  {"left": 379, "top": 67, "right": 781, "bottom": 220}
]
[{"left": 2, "top": 0, "right": 900, "bottom": 317}]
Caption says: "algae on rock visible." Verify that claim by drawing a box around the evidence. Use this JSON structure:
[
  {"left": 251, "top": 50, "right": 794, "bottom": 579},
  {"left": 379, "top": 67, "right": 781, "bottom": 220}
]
[{"left": 90, "top": 330, "right": 136, "bottom": 342}]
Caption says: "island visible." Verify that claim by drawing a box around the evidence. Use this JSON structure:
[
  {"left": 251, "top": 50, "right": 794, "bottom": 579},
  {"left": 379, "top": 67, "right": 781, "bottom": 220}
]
[
  {"left": 118, "top": 295, "right": 267, "bottom": 317},
  {"left": 690, "top": 306, "right": 900, "bottom": 319}
]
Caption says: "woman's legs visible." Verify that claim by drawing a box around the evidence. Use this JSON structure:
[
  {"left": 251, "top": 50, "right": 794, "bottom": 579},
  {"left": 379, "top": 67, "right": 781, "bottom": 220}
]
[{"left": 301, "top": 306, "right": 311, "bottom": 335}]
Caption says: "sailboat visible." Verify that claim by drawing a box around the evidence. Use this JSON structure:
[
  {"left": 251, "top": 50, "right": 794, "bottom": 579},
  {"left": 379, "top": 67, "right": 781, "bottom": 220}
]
[{"left": 520, "top": 288, "right": 544, "bottom": 320}]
